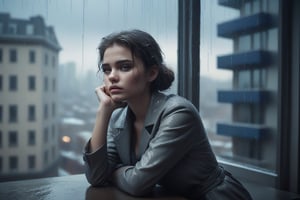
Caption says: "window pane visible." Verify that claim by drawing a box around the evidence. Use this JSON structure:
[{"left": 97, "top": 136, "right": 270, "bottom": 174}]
[
  {"left": 200, "top": 0, "right": 278, "bottom": 172},
  {"left": 28, "top": 105, "right": 36, "bottom": 121},
  {"left": 9, "top": 75, "right": 17, "bottom": 91},
  {"left": 9, "top": 156, "right": 18, "bottom": 171},
  {"left": 9, "top": 131, "right": 18, "bottom": 147},
  {"left": 29, "top": 50, "right": 35, "bottom": 63},
  {"left": 0, "top": 0, "right": 177, "bottom": 179},
  {"left": 28, "top": 76, "right": 36, "bottom": 90},
  {"left": 0, "top": 75, "right": 2, "bottom": 90},
  {"left": 28, "top": 130, "right": 36, "bottom": 146},
  {"left": 9, "top": 49, "right": 17, "bottom": 62},
  {"left": 9, "top": 105, "right": 17, "bottom": 123}
]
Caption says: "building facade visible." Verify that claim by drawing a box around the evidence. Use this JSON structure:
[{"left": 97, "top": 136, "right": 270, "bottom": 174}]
[{"left": 0, "top": 13, "right": 61, "bottom": 181}]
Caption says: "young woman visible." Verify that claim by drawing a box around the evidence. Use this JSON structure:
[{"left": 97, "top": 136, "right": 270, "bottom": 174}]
[{"left": 83, "top": 29, "right": 252, "bottom": 199}]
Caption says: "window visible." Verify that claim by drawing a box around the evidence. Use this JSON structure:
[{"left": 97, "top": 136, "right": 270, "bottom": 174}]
[
  {"left": 26, "top": 24, "right": 34, "bottom": 35},
  {"left": 9, "top": 105, "right": 17, "bottom": 123},
  {"left": 44, "top": 53, "right": 48, "bottom": 66},
  {"left": 0, "top": 48, "right": 2, "bottom": 62},
  {"left": 28, "top": 130, "right": 36, "bottom": 145},
  {"left": 9, "top": 131, "right": 18, "bottom": 147},
  {"left": 9, "top": 75, "right": 17, "bottom": 91},
  {"left": 0, "top": 131, "right": 2, "bottom": 148},
  {"left": 0, "top": 157, "right": 2, "bottom": 172},
  {"left": 44, "top": 104, "right": 48, "bottom": 119},
  {"left": 0, "top": 75, "right": 2, "bottom": 91},
  {"left": 52, "top": 55, "right": 56, "bottom": 67},
  {"left": 28, "top": 155, "right": 35, "bottom": 169},
  {"left": 44, "top": 127, "right": 48, "bottom": 143},
  {"left": 28, "top": 105, "right": 36, "bottom": 121},
  {"left": 28, "top": 76, "right": 36, "bottom": 91},
  {"left": 52, "top": 79, "right": 56, "bottom": 92},
  {"left": 52, "top": 103, "right": 56, "bottom": 117},
  {"left": 9, "top": 49, "right": 17, "bottom": 62},
  {"left": 29, "top": 50, "right": 35, "bottom": 63},
  {"left": 52, "top": 146, "right": 56, "bottom": 159},
  {"left": 51, "top": 124, "right": 56, "bottom": 139},
  {"left": 44, "top": 150, "right": 48, "bottom": 165},
  {"left": 9, "top": 156, "right": 18, "bottom": 171},
  {"left": 8, "top": 23, "right": 17, "bottom": 34},
  {"left": 0, "top": 105, "right": 2, "bottom": 123},
  {"left": 44, "top": 77, "right": 48, "bottom": 91}
]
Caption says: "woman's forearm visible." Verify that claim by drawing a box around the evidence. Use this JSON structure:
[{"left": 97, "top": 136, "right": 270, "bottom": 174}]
[{"left": 90, "top": 105, "right": 113, "bottom": 152}]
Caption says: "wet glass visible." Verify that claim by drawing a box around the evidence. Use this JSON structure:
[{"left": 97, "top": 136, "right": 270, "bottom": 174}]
[
  {"left": 0, "top": 0, "right": 177, "bottom": 180},
  {"left": 199, "top": 0, "right": 279, "bottom": 172}
]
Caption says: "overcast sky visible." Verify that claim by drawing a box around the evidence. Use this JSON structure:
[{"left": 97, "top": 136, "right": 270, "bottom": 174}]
[
  {"left": 0, "top": 0, "right": 237, "bottom": 80},
  {"left": 0, "top": 0, "right": 178, "bottom": 75}
]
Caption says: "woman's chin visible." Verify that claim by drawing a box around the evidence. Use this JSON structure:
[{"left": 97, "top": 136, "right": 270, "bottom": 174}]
[{"left": 111, "top": 95, "right": 126, "bottom": 103}]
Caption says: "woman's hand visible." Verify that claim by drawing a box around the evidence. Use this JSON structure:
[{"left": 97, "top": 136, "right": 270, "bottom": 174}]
[{"left": 95, "top": 85, "right": 127, "bottom": 112}]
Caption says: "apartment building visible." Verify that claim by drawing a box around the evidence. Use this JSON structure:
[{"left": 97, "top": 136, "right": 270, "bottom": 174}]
[{"left": 0, "top": 13, "right": 61, "bottom": 181}]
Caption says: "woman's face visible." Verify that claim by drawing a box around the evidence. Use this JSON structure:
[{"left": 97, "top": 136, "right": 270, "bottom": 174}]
[{"left": 101, "top": 43, "right": 155, "bottom": 103}]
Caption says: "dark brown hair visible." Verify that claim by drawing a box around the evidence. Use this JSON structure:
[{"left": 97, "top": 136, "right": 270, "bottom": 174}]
[{"left": 98, "top": 29, "right": 174, "bottom": 92}]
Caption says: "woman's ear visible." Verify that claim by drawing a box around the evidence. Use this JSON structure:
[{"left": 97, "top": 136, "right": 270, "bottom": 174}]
[{"left": 148, "top": 66, "right": 159, "bottom": 82}]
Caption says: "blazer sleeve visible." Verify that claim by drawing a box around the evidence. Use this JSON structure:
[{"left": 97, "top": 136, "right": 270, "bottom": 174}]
[
  {"left": 83, "top": 125, "right": 123, "bottom": 186},
  {"left": 111, "top": 102, "right": 201, "bottom": 196}
]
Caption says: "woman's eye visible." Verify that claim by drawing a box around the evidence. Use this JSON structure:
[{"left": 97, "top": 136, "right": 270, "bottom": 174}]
[
  {"left": 101, "top": 66, "right": 111, "bottom": 74},
  {"left": 120, "top": 64, "right": 132, "bottom": 71}
]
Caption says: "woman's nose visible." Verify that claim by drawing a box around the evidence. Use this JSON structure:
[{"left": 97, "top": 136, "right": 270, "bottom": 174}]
[{"left": 108, "top": 69, "right": 119, "bottom": 82}]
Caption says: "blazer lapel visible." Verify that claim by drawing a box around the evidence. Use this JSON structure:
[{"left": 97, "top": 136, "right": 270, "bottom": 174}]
[
  {"left": 138, "top": 92, "right": 169, "bottom": 156},
  {"left": 112, "top": 107, "right": 132, "bottom": 165}
]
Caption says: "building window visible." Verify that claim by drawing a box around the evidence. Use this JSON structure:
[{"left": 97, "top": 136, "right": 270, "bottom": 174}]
[
  {"left": 9, "top": 131, "right": 18, "bottom": 147},
  {"left": 28, "top": 155, "right": 35, "bottom": 170},
  {"left": 0, "top": 131, "right": 2, "bottom": 148},
  {"left": 44, "top": 104, "right": 48, "bottom": 119},
  {"left": 9, "top": 75, "right": 17, "bottom": 91},
  {"left": 44, "top": 127, "right": 48, "bottom": 143},
  {"left": 8, "top": 23, "right": 17, "bottom": 34},
  {"left": 0, "top": 75, "right": 2, "bottom": 91},
  {"left": 44, "top": 77, "right": 48, "bottom": 91},
  {"left": 52, "top": 56, "right": 56, "bottom": 67},
  {"left": 52, "top": 79, "right": 56, "bottom": 92},
  {"left": 52, "top": 103, "right": 56, "bottom": 117},
  {"left": 52, "top": 146, "right": 56, "bottom": 159},
  {"left": 28, "top": 105, "right": 36, "bottom": 121},
  {"left": 29, "top": 50, "right": 35, "bottom": 63},
  {"left": 28, "top": 130, "right": 36, "bottom": 146},
  {"left": 9, "top": 49, "right": 17, "bottom": 63},
  {"left": 9, "top": 105, "right": 17, "bottom": 123},
  {"left": 0, "top": 105, "right": 2, "bottom": 123},
  {"left": 44, "top": 53, "right": 48, "bottom": 66},
  {"left": 9, "top": 156, "right": 18, "bottom": 171},
  {"left": 26, "top": 24, "right": 34, "bottom": 35},
  {"left": 0, "top": 157, "right": 2, "bottom": 172},
  {"left": 52, "top": 124, "right": 56, "bottom": 139},
  {"left": 44, "top": 150, "right": 48, "bottom": 165},
  {"left": 0, "top": 48, "right": 2, "bottom": 62},
  {"left": 28, "top": 76, "right": 36, "bottom": 91}
]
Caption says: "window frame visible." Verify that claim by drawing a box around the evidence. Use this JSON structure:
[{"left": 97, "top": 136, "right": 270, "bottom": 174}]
[{"left": 177, "top": 0, "right": 299, "bottom": 192}]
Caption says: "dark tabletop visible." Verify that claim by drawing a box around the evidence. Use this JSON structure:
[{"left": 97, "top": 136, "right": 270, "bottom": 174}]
[{"left": 0, "top": 174, "right": 186, "bottom": 200}]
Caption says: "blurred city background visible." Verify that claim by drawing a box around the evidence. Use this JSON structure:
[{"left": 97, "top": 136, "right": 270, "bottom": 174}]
[{"left": 0, "top": 0, "right": 279, "bottom": 182}]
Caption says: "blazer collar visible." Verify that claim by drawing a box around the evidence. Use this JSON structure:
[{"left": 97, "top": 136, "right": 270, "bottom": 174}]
[
  {"left": 111, "top": 92, "right": 169, "bottom": 130},
  {"left": 112, "top": 92, "right": 169, "bottom": 163}
]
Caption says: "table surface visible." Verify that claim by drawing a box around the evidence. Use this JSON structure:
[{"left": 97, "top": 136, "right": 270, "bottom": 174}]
[
  {"left": 0, "top": 174, "right": 186, "bottom": 200},
  {"left": 1, "top": 174, "right": 300, "bottom": 200}
]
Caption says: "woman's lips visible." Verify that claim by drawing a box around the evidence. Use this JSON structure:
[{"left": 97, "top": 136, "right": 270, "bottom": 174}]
[{"left": 109, "top": 86, "right": 122, "bottom": 94}]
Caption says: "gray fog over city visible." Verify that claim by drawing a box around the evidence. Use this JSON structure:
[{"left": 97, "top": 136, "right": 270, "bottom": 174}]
[{"left": 0, "top": 0, "right": 237, "bottom": 178}]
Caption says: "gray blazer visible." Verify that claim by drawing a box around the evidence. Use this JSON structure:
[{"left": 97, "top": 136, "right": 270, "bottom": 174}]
[{"left": 83, "top": 92, "right": 252, "bottom": 199}]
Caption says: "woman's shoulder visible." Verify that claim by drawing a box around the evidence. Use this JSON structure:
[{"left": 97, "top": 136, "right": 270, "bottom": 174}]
[{"left": 156, "top": 92, "right": 199, "bottom": 114}]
